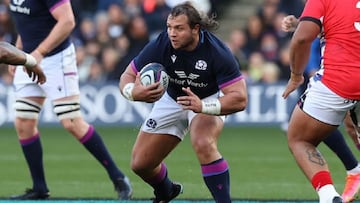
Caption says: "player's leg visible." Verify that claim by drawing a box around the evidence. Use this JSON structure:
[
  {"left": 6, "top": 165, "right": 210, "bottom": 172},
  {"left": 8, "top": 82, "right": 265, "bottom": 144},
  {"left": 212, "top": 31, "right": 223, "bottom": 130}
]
[
  {"left": 342, "top": 108, "right": 360, "bottom": 202},
  {"left": 288, "top": 105, "right": 340, "bottom": 203},
  {"left": 45, "top": 44, "right": 131, "bottom": 199},
  {"left": 53, "top": 95, "right": 132, "bottom": 199},
  {"left": 323, "top": 129, "right": 359, "bottom": 172},
  {"left": 189, "top": 114, "right": 231, "bottom": 203},
  {"left": 11, "top": 96, "right": 49, "bottom": 200},
  {"left": 131, "top": 131, "right": 181, "bottom": 202},
  {"left": 10, "top": 64, "right": 49, "bottom": 200},
  {"left": 344, "top": 111, "right": 360, "bottom": 149},
  {"left": 131, "top": 92, "right": 185, "bottom": 202}
]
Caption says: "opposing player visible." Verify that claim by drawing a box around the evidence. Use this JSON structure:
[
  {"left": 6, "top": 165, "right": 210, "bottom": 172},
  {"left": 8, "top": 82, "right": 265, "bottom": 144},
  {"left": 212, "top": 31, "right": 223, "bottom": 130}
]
[
  {"left": 282, "top": 14, "right": 360, "bottom": 202},
  {"left": 8, "top": 0, "right": 132, "bottom": 200},
  {"left": 282, "top": 0, "right": 360, "bottom": 202},
  {"left": 0, "top": 41, "right": 45, "bottom": 84},
  {"left": 120, "top": 2, "right": 247, "bottom": 202}
]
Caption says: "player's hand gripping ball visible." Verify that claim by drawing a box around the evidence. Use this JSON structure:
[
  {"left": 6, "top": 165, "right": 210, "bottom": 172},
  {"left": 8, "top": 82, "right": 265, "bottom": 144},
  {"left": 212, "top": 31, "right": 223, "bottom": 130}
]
[{"left": 140, "top": 62, "right": 169, "bottom": 89}]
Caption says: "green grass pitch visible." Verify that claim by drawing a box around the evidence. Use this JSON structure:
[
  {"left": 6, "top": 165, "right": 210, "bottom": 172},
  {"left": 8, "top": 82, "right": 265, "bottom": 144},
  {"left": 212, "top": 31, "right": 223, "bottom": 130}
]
[{"left": 0, "top": 126, "right": 354, "bottom": 200}]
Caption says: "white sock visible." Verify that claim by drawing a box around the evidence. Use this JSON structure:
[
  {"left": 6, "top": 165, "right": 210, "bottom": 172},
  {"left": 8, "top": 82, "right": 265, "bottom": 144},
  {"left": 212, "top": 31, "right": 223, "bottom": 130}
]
[
  {"left": 318, "top": 184, "right": 340, "bottom": 203},
  {"left": 347, "top": 163, "right": 360, "bottom": 175}
]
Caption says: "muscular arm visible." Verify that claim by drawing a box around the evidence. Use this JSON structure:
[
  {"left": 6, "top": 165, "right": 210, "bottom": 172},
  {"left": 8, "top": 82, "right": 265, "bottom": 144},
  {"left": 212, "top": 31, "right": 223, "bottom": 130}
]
[
  {"left": 0, "top": 41, "right": 46, "bottom": 84},
  {"left": 119, "top": 64, "right": 137, "bottom": 91},
  {"left": 0, "top": 41, "right": 28, "bottom": 65},
  {"left": 289, "top": 21, "right": 319, "bottom": 75},
  {"left": 178, "top": 79, "right": 248, "bottom": 116},
  {"left": 119, "top": 64, "right": 164, "bottom": 102},
  {"left": 35, "top": 1, "right": 75, "bottom": 56},
  {"left": 218, "top": 79, "right": 247, "bottom": 115},
  {"left": 282, "top": 20, "right": 320, "bottom": 98}
]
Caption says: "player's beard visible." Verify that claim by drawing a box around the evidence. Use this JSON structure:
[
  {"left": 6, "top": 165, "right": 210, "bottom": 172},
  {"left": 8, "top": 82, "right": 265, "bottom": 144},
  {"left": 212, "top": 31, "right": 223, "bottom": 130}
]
[{"left": 173, "top": 36, "right": 196, "bottom": 51}]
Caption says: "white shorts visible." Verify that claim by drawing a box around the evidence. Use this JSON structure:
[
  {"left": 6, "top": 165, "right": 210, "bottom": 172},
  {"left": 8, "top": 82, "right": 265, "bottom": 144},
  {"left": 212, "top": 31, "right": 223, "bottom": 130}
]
[
  {"left": 300, "top": 74, "right": 359, "bottom": 126},
  {"left": 13, "top": 43, "right": 80, "bottom": 100},
  {"left": 141, "top": 92, "right": 225, "bottom": 140}
]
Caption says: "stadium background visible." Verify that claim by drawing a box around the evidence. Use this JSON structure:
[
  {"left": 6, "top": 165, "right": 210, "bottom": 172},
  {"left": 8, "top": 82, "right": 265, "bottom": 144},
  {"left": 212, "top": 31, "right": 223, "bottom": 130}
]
[{"left": 0, "top": 0, "right": 355, "bottom": 202}]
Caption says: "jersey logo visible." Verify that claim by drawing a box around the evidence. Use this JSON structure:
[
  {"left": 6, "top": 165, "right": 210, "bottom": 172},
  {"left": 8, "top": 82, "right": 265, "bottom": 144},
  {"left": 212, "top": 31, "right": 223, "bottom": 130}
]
[
  {"left": 10, "top": 0, "right": 30, "bottom": 14},
  {"left": 171, "top": 55, "right": 177, "bottom": 63},
  {"left": 13, "top": 0, "right": 25, "bottom": 5},
  {"left": 195, "top": 60, "right": 207, "bottom": 70},
  {"left": 174, "top": 71, "right": 199, "bottom": 80}
]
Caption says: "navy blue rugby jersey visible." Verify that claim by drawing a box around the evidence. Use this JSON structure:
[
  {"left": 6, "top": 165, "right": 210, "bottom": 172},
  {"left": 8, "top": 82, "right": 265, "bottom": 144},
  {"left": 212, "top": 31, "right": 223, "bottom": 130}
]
[
  {"left": 131, "top": 30, "right": 244, "bottom": 100},
  {"left": 9, "top": 0, "right": 71, "bottom": 55}
]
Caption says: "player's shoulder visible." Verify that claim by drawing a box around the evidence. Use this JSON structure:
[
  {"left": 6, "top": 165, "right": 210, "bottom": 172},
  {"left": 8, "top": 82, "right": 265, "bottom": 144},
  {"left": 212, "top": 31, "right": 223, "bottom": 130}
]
[
  {"left": 203, "top": 31, "right": 231, "bottom": 52},
  {"left": 202, "top": 30, "right": 235, "bottom": 61},
  {"left": 153, "top": 30, "right": 171, "bottom": 46}
]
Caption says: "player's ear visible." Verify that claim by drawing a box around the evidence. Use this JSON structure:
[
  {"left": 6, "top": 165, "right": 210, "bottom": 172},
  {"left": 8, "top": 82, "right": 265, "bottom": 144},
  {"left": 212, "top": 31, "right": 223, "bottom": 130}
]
[{"left": 193, "top": 24, "right": 200, "bottom": 34}]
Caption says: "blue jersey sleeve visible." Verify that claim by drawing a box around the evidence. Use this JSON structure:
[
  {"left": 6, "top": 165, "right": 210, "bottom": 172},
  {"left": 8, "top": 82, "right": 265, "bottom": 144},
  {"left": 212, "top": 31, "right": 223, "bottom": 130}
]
[{"left": 133, "top": 31, "right": 168, "bottom": 72}]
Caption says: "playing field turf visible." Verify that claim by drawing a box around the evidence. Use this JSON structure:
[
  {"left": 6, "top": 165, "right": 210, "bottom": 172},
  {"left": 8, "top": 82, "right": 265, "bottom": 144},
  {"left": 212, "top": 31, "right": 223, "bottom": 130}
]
[{"left": 0, "top": 126, "right": 354, "bottom": 201}]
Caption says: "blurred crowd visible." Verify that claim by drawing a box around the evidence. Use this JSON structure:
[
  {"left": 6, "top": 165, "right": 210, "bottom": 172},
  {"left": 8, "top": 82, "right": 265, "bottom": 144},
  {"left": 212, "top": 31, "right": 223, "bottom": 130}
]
[
  {"left": 0, "top": 0, "right": 305, "bottom": 85},
  {"left": 225, "top": 0, "right": 306, "bottom": 85}
]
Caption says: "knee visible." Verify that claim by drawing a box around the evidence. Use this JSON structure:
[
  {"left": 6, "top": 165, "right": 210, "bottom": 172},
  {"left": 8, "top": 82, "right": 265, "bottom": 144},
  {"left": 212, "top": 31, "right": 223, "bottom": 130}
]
[
  {"left": 61, "top": 119, "right": 76, "bottom": 133},
  {"left": 192, "top": 137, "right": 216, "bottom": 157},
  {"left": 131, "top": 157, "right": 149, "bottom": 176},
  {"left": 15, "top": 117, "right": 38, "bottom": 138}
]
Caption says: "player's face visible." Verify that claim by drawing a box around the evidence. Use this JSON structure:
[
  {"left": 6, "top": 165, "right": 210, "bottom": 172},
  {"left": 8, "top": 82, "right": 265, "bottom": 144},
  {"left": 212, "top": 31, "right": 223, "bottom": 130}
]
[{"left": 167, "top": 14, "right": 199, "bottom": 51}]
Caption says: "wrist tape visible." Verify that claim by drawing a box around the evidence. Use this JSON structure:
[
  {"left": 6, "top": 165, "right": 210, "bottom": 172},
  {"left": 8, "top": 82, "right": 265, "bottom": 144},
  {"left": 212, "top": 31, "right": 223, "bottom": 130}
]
[
  {"left": 201, "top": 99, "right": 221, "bottom": 115},
  {"left": 122, "top": 83, "right": 135, "bottom": 101},
  {"left": 24, "top": 53, "right": 37, "bottom": 68}
]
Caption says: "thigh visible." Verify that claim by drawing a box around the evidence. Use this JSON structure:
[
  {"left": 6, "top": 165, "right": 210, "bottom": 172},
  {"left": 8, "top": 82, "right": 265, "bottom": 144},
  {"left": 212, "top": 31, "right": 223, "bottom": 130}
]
[
  {"left": 41, "top": 44, "right": 80, "bottom": 100},
  {"left": 288, "top": 105, "right": 337, "bottom": 145},
  {"left": 132, "top": 131, "right": 181, "bottom": 168},
  {"left": 141, "top": 92, "right": 189, "bottom": 140},
  {"left": 13, "top": 68, "right": 46, "bottom": 98}
]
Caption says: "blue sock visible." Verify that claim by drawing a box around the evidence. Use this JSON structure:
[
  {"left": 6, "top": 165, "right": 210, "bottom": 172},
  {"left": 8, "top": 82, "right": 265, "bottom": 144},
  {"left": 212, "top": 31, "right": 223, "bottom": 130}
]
[
  {"left": 80, "top": 125, "right": 125, "bottom": 182},
  {"left": 202, "top": 158, "right": 231, "bottom": 203},
  {"left": 20, "top": 133, "right": 48, "bottom": 193},
  {"left": 323, "top": 129, "right": 358, "bottom": 170},
  {"left": 143, "top": 163, "right": 173, "bottom": 198}
]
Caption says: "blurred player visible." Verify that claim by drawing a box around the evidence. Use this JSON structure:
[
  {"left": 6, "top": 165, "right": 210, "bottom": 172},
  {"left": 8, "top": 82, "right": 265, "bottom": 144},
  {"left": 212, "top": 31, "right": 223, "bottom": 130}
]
[
  {"left": 0, "top": 41, "right": 45, "bottom": 84},
  {"left": 282, "top": 14, "right": 360, "bottom": 202},
  {"left": 120, "top": 2, "right": 247, "bottom": 202},
  {"left": 282, "top": 0, "right": 360, "bottom": 202},
  {"left": 8, "top": 0, "right": 132, "bottom": 200}
]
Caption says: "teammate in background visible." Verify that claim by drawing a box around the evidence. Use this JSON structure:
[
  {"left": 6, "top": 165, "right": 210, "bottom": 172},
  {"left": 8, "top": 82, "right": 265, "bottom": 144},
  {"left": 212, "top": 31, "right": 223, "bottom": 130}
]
[
  {"left": 282, "top": 14, "right": 360, "bottom": 202},
  {"left": 119, "top": 2, "right": 247, "bottom": 202},
  {"left": 282, "top": 0, "right": 360, "bottom": 202},
  {"left": 8, "top": 0, "right": 132, "bottom": 200},
  {"left": 0, "top": 41, "right": 45, "bottom": 84}
]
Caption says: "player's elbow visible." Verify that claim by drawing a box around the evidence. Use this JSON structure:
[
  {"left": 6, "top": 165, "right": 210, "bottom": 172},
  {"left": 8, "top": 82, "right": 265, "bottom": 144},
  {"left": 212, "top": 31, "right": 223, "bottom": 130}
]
[
  {"left": 66, "top": 19, "right": 76, "bottom": 30},
  {"left": 0, "top": 47, "right": 12, "bottom": 62},
  {"left": 234, "top": 94, "right": 247, "bottom": 112},
  {"left": 61, "top": 17, "right": 76, "bottom": 31},
  {"left": 292, "top": 33, "right": 314, "bottom": 47},
  {"left": 225, "top": 91, "right": 247, "bottom": 113}
]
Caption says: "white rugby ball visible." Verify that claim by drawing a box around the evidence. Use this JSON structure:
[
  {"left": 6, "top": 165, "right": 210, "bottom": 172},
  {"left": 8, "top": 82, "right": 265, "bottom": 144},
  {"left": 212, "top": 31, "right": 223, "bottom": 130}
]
[{"left": 140, "top": 63, "right": 169, "bottom": 89}]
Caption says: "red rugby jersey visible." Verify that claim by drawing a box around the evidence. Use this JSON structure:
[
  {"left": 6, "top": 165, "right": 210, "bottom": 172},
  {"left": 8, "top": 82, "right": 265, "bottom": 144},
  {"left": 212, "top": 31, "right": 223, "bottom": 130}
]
[{"left": 301, "top": 0, "right": 360, "bottom": 100}]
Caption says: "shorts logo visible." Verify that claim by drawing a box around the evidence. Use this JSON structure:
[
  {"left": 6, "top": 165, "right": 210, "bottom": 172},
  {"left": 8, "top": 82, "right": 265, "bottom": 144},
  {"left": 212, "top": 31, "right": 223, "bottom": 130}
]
[{"left": 146, "top": 118, "right": 157, "bottom": 129}]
